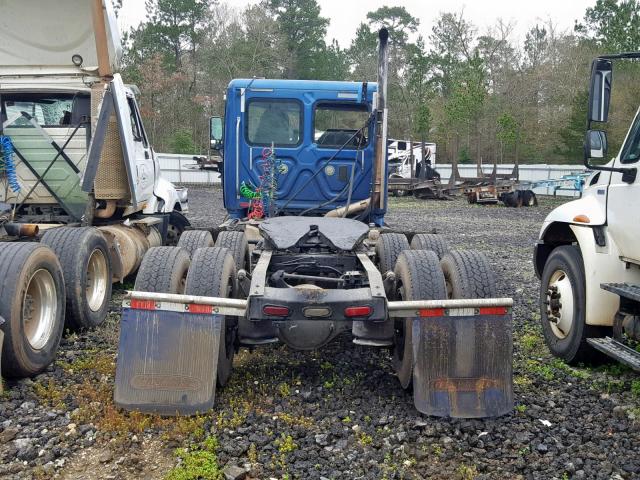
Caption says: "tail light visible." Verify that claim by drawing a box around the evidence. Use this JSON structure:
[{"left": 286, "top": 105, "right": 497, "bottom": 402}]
[
  {"left": 344, "top": 306, "right": 373, "bottom": 318},
  {"left": 263, "top": 305, "right": 290, "bottom": 317}
]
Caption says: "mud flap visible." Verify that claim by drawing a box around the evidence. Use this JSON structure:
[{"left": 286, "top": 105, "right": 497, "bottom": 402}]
[
  {"left": 412, "top": 307, "right": 513, "bottom": 418},
  {"left": 114, "top": 305, "right": 222, "bottom": 416},
  {"left": 0, "top": 317, "right": 4, "bottom": 394}
]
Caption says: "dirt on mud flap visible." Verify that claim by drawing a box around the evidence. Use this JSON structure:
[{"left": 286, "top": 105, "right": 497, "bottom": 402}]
[
  {"left": 390, "top": 298, "right": 513, "bottom": 418},
  {"left": 113, "top": 297, "right": 224, "bottom": 416}
]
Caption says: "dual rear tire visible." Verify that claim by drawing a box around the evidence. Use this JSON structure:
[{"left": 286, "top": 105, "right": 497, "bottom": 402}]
[
  {"left": 134, "top": 230, "right": 248, "bottom": 388},
  {"left": 377, "top": 233, "right": 498, "bottom": 390}
]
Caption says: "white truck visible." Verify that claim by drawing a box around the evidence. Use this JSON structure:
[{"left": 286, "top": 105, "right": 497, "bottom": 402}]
[
  {"left": 534, "top": 53, "right": 640, "bottom": 368},
  {"left": 0, "top": 0, "right": 188, "bottom": 380}
]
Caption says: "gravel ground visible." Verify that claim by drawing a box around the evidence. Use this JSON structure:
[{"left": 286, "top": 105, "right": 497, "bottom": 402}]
[{"left": 2, "top": 186, "right": 640, "bottom": 480}]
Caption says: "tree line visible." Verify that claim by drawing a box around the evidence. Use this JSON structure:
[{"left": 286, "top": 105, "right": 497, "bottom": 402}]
[{"left": 118, "top": 0, "right": 640, "bottom": 165}]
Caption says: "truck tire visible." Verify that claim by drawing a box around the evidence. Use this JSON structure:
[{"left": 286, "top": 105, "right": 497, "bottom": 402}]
[
  {"left": 166, "top": 211, "right": 190, "bottom": 246},
  {"left": 177, "top": 230, "right": 214, "bottom": 258},
  {"left": 0, "top": 243, "right": 65, "bottom": 378},
  {"left": 503, "top": 191, "right": 523, "bottom": 208},
  {"left": 215, "top": 231, "right": 248, "bottom": 271},
  {"left": 376, "top": 233, "right": 410, "bottom": 274},
  {"left": 539, "top": 245, "right": 604, "bottom": 363},
  {"left": 440, "top": 250, "right": 497, "bottom": 299},
  {"left": 393, "top": 250, "right": 447, "bottom": 389},
  {"left": 185, "top": 247, "right": 237, "bottom": 387},
  {"left": 41, "top": 227, "right": 112, "bottom": 330},
  {"left": 522, "top": 190, "right": 538, "bottom": 207},
  {"left": 134, "top": 247, "right": 190, "bottom": 294},
  {"left": 410, "top": 233, "right": 449, "bottom": 260}
]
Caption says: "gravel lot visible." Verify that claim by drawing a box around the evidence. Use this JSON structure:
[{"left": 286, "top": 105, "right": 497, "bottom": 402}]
[{"left": 2, "top": 186, "right": 640, "bottom": 480}]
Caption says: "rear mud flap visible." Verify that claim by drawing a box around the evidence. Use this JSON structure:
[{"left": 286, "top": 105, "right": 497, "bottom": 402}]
[
  {"left": 412, "top": 310, "right": 513, "bottom": 418},
  {"left": 114, "top": 307, "right": 222, "bottom": 416}
]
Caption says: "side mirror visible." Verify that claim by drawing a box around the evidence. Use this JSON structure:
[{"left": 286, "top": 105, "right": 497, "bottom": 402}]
[
  {"left": 585, "top": 129, "right": 608, "bottom": 160},
  {"left": 588, "top": 58, "right": 612, "bottom": 123},
  {"left": 210, "top": 116, "right": 223, "bottom": 150}
]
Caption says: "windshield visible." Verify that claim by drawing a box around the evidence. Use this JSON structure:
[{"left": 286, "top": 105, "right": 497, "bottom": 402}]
[
  {"left": 2, "top": 94, "right": 78, "bottom": 127},
  {"left": 620, "top": 111, "right": 640, "bottom": 164}
]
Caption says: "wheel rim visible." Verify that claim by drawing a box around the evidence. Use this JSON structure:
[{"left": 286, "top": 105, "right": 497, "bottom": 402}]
[
  {"left": 167, "top": 225, "right": 180, "bottom": 246},
  {"left": 22, "top": 269, "right": 57, "bottom": 350},
  {"left": 86, "top": 249, "right": 109, "bottom": 312},
  {"left": 546, "top": 269, "right": 575, "bottom": 339}
]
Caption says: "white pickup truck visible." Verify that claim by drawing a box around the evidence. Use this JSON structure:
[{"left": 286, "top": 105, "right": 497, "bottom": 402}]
[
  {"left": 534, "top": 53, "right": 640, "bottom": 368},
  {"left": 0, "top": 0, "right": 188, "bottom": 380}
]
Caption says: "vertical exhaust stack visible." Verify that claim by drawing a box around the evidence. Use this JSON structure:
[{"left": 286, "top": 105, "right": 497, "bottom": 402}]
[{"left": 371, "top": 28, "right": 390, "bottom": 217}]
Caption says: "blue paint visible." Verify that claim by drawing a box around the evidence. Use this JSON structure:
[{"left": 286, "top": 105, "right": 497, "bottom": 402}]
[{"left": 221, "top": 79, "right": 386, "bottom": 225}]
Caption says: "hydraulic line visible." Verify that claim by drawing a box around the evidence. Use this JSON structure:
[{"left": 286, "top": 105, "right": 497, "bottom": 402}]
[
  {"left": 279, "top": 114, "right": 373, "bottom": 212},
  {"left": 0, "top": 136, "right": 20, "bottom": 194}
]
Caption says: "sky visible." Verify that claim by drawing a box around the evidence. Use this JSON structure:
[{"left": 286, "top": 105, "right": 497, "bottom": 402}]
[{"left": 118, "top": 0, "right": 595, "bottom": 47}]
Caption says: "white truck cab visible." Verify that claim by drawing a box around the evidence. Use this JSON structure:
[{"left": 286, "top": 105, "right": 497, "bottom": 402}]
[
  {"left": 0, "top": 0, "right": 188, "bottom": 381},
  {"left": 534, "top": 54, "right": 640, "bottom": 368},
  {"left": 0, "top": 0, "right": 187, "bottom": 222}
]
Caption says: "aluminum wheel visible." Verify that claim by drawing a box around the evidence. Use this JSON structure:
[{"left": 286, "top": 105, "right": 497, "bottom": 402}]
[
  {"left": 546, "top": 269, "right": 575, "bottom": 339},
  {"left": 22, "top": 268, "right": 58, "bottom": 350},
  {"left": 86, "top": 249, "right": 109, "bottom": 312}
]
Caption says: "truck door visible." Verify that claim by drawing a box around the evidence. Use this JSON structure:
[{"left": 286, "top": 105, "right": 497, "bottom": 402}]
[
  {"left": 125, "top": 93, "right": 155, "bottom": 204},
  {"left": 109, "top": 74, "right": 155, "bottom": 207},
  {"left": 607, "top": 111, "right": 640, "bottom": 263}
]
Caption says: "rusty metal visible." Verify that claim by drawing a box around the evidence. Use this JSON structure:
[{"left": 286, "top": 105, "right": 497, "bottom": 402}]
[
  {"left": 412, "top": 309, "right": 513, "bottom": 417},
  {"left": 371, "top": 28, "right": 389, "bottom": 212},
  {"left": 98, "top": 225, "right": 150, "bottom": 279},
  {"left": 3, "top": 223, "right": 39, "bottom": 237},
  {"left": 94, "top": 199, "right": 116, "bottom": 218}
]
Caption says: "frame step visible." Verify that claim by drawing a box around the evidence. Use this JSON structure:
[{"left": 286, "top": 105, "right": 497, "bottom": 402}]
[
  {"left": 601, "top": 282, "right": 640, "bottom": 303},
  {"left": 587, "top": 337, "right": 640, "bottom": 371}
]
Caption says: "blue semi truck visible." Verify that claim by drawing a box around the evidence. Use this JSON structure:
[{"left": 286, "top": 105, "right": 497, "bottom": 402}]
[{"left": 113, "top": 29, "right": 514, "bottom": 419}]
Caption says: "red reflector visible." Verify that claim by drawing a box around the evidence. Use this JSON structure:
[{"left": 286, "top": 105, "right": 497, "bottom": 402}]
[
  {"left": 419, "top": 308, "right": 445, "bottom": 317},
  {"left": 263, "top": 305, "right": 290, "bottom": 317},
  {"left": 188, "top": 303, "right": 213, "bottom": 314},
  {"left": 130, "top": 299, "right": 156, "bottom": 310},
  {"left": 344, "top": 306, "right": 373, "bottom": 317},
  {"left": 479, "top": 306, "right": 508, "bottom": 315}
]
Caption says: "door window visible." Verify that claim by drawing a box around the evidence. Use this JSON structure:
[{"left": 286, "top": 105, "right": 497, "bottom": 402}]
[
  {"left": 247, "top": 99, "right": 301, "bottom": 147},
  {"left": 127, "top": 97, "right": 147, "bottom": 146},
  {"left": 620, "top": 113, "right": 640, "bottom": 164},
  {"left": 314, "top": 103, "right": 370, "bottom": 149}
]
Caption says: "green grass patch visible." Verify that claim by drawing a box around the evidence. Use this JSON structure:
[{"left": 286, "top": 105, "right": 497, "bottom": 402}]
[{"left": 166, "top": 437, "right": 222, "bottom": 480}]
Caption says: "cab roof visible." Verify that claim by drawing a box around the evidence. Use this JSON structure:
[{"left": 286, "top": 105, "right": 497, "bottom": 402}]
[
  {"left": 228, "top": 79, "right": 378, "bottom": 94},
  {"left": 0, "top": 0, "right": 121, "bottom": 78}
]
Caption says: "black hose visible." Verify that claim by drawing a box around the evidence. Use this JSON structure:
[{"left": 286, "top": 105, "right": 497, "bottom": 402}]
[
  {"left": 279, "top": 114, "right": 374, "bottom": 212},
  {"left": 297, "top": 182, "right": 351, "bottom": 216}
]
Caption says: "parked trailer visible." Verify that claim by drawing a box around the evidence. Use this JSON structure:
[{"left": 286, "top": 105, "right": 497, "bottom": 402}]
[
  {"left": 0, "top": 0, "right": 188, "bottom": 382},
  {"left": 114, "top": 29, "right": 514, "bottom": 419}
]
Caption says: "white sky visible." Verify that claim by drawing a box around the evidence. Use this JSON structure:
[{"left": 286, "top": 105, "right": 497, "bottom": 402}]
[{"left": 118, "top": 0, "right": 595, "bottom": 47}]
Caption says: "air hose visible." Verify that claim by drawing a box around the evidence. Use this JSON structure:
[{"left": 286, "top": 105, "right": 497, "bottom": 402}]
[{"left": 0, "top": 136, "right": 20, "bottom": 193}]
